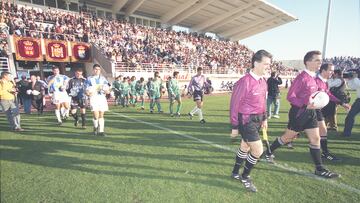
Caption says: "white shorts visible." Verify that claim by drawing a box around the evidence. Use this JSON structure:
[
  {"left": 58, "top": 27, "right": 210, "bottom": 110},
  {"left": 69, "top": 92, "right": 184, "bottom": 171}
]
[
  {"left": 89, "top": 94, "right": 108, "bottom": 112},
  {"left": 52, "top": 91, "right": 70, "bottom": 105}
]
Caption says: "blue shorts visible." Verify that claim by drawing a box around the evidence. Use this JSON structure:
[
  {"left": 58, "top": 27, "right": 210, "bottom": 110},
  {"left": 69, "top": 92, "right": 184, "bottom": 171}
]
[{"left": 193, "top": 90, "right": 203, "bottom": 101}]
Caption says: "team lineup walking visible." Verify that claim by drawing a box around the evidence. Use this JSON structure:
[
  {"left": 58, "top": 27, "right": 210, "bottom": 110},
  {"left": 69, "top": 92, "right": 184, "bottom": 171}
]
[
  {"left": 2, "top": 50, "right": 357, "bottom": 194},
  {"left": 1, "top": 0, "right": 359, "bottom": 201}
]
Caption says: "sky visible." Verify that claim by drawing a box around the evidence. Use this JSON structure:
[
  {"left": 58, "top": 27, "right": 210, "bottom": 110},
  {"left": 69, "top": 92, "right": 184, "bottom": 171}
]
[{"left": 240, "top": 0, "right": 360, "bottom": 60}]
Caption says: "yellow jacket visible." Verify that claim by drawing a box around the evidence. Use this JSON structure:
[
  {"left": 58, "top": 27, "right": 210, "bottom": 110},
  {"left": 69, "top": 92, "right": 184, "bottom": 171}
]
[{"left": 0, "top": 79, "right": 16, "bottom": 100}]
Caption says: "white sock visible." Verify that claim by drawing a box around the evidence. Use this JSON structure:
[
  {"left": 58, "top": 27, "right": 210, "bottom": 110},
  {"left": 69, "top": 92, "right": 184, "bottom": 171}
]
[
  {"left": 65, "top": 108, "right": 70, "bottom": 117},
  {"left": 60, "top": 107, "right": 65, "bottom": 117},
  {"left": 190, "top": 106, "right": 199, "bottom": 115},
  {"left": 55, "top": 109, "right": 62, "bottom": 122},
  {"left": 93, "top": 119, "right": 99, "bottom": 128},
  {"left": 198, "top": 109, "right": 204, "bottom": 120},
  {"left": 98, "top": 118, "right": 105, "bottom": 133}
]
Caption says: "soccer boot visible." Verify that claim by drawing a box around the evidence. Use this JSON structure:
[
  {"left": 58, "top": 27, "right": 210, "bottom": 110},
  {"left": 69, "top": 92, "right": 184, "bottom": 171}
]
[
  {"left": 321, "top": 152, "right": 341, "bottom": 162},
  {"left": 264, "top": 154, "right": 275, "bottom": 164},
  {"left": 240, "top": 176, "right": 257, "bottom": 192},
  {"left": 315, "top": 168, "right": 340, "bottom": 178},
  {"left": 231, "top": 173, "right": 241, "bottom": 180}
]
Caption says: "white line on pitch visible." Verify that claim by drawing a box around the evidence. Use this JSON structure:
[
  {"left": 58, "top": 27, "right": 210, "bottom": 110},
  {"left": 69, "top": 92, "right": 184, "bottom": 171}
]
[{"left": 111, "top": 112, "right": 360, "bottom": 195}]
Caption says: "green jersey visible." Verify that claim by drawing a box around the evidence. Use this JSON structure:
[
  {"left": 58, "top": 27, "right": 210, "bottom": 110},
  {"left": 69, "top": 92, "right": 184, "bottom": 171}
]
[
  {"left": 152, "top": 78, "right": 162, "bottom": 96},
  {"left": 135, "top": 80, "right": 146, "bottom": 95},
  {"left": 168, "top": 78, "right": 180, "bottom": 96},
  {"left": 129, "top": 81, "right": 136, "bottom": 94},
  {"left": 112, "top": 80, "right": 121, "bottom": 92},
  {"left": 120, "top": 81, "right": 130, "bottom": 95}
]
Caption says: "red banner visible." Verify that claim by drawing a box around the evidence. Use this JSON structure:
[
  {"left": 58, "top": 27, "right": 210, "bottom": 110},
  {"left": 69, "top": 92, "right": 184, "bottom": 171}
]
[
  {"left": 14, "top": 37, "right": 43, "bottom": 61},
  {"left": 45, "top": 40, "right": 70, "bottom": 62},
  {"left": 71, "top": 42, "right": 91, "bottom": 62}
]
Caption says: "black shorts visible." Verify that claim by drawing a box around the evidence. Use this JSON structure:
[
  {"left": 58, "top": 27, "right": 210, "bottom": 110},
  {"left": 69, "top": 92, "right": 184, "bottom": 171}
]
[
  {"left": 71, "top": 97, "right": 86, "bottom": 109},
  {"left": 287, "top": 105, "right": 318, "bottom": 132},
  {"left": 238, "top": 113, "right": 264, "bottom": 142},
  {"left": 193, "top": 90, "right": 203, "bottom": 101},
  {"left": 316, "top": 109, "right": 324, "bottom": 121}
]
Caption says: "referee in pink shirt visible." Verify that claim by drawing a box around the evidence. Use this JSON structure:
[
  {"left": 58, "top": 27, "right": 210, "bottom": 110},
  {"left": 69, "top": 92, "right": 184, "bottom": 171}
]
[
  {"left": 229, "top": 50, "right": 271, "bottom": 192},
  {"left": 265, "top": 51, "right": 340, "bottom": 179}
]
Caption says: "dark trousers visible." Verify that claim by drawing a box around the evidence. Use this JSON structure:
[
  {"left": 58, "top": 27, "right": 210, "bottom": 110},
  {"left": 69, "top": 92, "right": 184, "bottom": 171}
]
[
  {"left": 32, "top": 98, "right": 44, "bottom": 114},
  {"left": 322, "top": 101, "right": 338, "bottom": 129},
  {"left": 343, "top": 98, "right": 360, "bottom": 136}
]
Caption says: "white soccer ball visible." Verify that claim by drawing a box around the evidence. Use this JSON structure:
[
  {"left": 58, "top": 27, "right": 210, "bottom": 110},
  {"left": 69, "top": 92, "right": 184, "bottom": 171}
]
[
  {"left": 32, "top": 90, "right": 40, "bottom": 95},
  {"left": 86, "top": 86, "right": 96, "bottom": 94},
  {"left": 309, "top": 91, "right": 329, "bottom": 109},
  {"left": 102, "top": 84, "right": 110, "bottom": 91},
  {"left": 26, "top": 89, "right": 32, "bottom": 95}
]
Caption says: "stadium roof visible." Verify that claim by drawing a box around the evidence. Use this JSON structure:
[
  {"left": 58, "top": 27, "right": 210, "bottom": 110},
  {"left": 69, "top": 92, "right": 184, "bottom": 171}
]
[{"left": 88, "top": 0, "right": 297, "bottom": 41}]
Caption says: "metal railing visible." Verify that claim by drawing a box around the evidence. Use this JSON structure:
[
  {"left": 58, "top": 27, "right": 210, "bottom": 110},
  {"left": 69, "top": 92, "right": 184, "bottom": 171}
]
[
  {"left": 0, "top": 57, "right": 9, "bottom": 73},
  {"left": 112, "top": 62, "right": 246, "bottom": 75}
]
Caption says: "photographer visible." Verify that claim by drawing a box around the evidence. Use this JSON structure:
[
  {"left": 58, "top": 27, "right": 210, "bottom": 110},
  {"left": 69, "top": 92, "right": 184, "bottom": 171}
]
[
  {"left": 267, "top": 72, "right": 282, "bottom": 119},
  {"left": 343, "top": 71, "right": 360, "bottom": 137},
  {"left": 0, "top": 71, "right": 24, "bottom": 131},
  {"left": 323, "top": 70, "right": 349, "bottom": 131}
]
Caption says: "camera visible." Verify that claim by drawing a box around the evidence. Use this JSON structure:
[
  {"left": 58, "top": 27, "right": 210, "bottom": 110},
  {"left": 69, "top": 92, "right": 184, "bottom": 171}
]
[
  {"left": 343, "top": 72, "right": 353, "bottom": 79},
  {"left": 343, "top": 69, "right": 360, "bottom": 79}
]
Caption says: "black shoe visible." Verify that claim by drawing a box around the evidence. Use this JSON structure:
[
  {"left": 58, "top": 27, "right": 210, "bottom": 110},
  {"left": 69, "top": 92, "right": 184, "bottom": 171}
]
[
  {"left": 158, "top": 110, "right": 163, "bottom": 114},
  {"left": 315, "top": 168, "right": 340, "bottom": 178},
  {"left": 321, "top": 152, "right": 341, "bottom": 162},
  {"left": 188, "top": 113, "right": 193, "bottom": 120},
  {"left": 57, "top": 122, "right": 63, "bottom": 126},
  {"left": 98, "top": 132, "right": 106, "bottom": 137},
  {"left": 150, "top": 110, "right": 154, "bottom": 114},
  {"left": 265, "top": 154, "right": 275, "bottom": 164},
  {"left": 231, "top": 173, "right": 241, "bottom": 180},
  {"left": 200, "top": 119, "right": 206, "bottom": 124},
  {"left": 240, "top": 176, "right": 257, "bottom": 192},
  {"left": 175, "top": 112, "right": 181, "bottom": 117}
]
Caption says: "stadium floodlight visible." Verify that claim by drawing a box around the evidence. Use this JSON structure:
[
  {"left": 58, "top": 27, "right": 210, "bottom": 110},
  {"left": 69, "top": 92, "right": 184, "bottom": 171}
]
[{"left": 322, "top": 0, "right": 332, "bottom": 59}]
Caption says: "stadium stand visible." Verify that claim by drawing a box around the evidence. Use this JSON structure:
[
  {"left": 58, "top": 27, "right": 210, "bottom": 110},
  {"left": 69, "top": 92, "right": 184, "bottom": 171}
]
[{"left": 1, "top": 1, "right": 298, "bottom": 76}]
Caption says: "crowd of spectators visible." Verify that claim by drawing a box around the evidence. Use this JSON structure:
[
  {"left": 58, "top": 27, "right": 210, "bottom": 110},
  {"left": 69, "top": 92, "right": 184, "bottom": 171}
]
[
  {"left": 1, "top": 1, "right": 298, "bottom": 75},
  {"left": 324, "top": 56, "right": 360, "bottom": 71},
  {"left": 0, "top": 34, "right": 9, "bottom": 57}
]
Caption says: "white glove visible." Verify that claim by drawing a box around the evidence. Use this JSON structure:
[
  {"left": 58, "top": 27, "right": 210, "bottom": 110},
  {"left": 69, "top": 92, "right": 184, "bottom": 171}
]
[{"left": 32, "top": 90, "right": 40, "bottom": 95}]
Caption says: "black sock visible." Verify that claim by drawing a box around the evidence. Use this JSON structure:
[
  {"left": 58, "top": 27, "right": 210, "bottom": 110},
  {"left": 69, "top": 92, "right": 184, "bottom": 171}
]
[
  {"left": 81, "top": 113, "right": 86, "bottom": 126},
  {"left": 242, "top": 153, "right": 258, "bottom": 178},
  {"left": 232, "top": 149, "right": 247, "bottom": 174},
  {"left": 269, "top": 137, "right": 284, "bottom": 154},
  {"left": 309, "top": 145, "right": 324, "bottom": 171},
  {"left": 320, "top": 137, "right": 328, "bottom": 154},
  {"left": 71, "top": 112, "right": 78, "bottom": 120}
]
